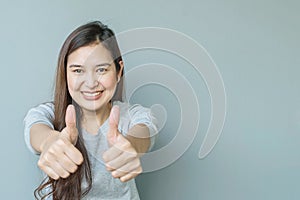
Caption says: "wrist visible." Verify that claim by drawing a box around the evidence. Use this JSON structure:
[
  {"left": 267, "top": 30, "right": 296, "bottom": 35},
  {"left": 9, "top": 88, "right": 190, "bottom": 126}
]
[
  {"left": 126, "top": 135, "right": 150, "bottom": 155},
  {"left": 39, "top": 130, "right": 59, "bottom": 153}
]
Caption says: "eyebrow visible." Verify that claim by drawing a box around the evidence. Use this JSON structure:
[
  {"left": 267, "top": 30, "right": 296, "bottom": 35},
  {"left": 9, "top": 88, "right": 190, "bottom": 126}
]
[
  {"left": 68, "top": 62, "right": 112, "bottom": 68},
  {"left": 96, "top": 63, "right": 112, "bottom": 67},
  {"left": 68, "top": 64, "right": 83, "bottom": 68}
]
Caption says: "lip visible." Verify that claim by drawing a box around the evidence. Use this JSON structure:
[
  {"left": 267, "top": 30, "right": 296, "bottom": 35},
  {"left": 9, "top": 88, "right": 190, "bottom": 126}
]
[{"left": 81, "top": 90, "right": 103, "bottom": 100}]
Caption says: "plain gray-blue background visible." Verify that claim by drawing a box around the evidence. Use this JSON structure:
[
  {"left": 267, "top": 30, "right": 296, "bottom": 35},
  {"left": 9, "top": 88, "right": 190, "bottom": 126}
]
[{"left": 1, "top": 0, "right": 299, "bottom": 199}]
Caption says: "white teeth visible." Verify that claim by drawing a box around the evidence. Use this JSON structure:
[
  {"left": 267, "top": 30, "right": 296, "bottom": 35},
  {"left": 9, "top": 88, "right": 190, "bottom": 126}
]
[{"left": 83, "top": 92, "right": 101, "bottom": 97}]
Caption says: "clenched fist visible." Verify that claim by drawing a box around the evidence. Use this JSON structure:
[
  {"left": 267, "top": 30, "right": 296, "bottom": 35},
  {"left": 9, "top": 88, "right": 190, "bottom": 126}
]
[
  {"left": 102, "top": 106, "right": 143, "bottom": 182},
  {"left": 38, "top": 105, "right": 83, "bottom": 180}
]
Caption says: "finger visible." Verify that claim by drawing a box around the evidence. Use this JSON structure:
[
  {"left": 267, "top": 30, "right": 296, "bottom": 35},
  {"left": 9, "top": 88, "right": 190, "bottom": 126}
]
[
  {"left": 119, "top": 166, "right": 143, "bottom": 182},
  {"left": 111, "top": 158, "right": 141, "bottom": 178},
  {"left": 103, "top": 137, "right": 137, "bottom": 169},
  {"left": 49, "top": 161, "right": 70, "bottom": 179},
  {"left": 109, "top": 105, "right": 120, "bottom": 132},
  {"left": 41, "top": 166, "right": 60, "bottom": 180},
  {"left": 105, "top": 150, "right": 136, "bottom": 171},
  {"left": 107, "top": 105, "right": 120, "bottom": 145},
  {"left": 102, "top": 145, "right": 123, "bottom": 163},
  {"left": 39, "top": 144, "right": 79, "bottom": 178},
  {"left": 50, "top": 136, "right": 83, "bottom": 165},
  {"left": 57, "top": 154, "right": 79, "bottom": 173},
  {"left": 107, "top": 134, "right": 133, "bottom": 154},
  {"left": 38, "top": 158, "right": 60, "bottom": 180},
  {"left": 63, "top": 142, "right": 84, "bottom": 165},
  {"left": 65, "top": 104, "right": 78, "bottom": 144},
  {"left": 106, "top": 166, "right": 114, "bottom": 171}
]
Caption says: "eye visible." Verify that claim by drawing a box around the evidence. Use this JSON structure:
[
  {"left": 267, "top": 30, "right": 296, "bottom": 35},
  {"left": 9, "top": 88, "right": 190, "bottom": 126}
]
[
  {"left": 96, "top": 67, "right": 108, "bottom": 73},
  {"left": 73, "top": 69, "right": 83, "bottom": 73}
]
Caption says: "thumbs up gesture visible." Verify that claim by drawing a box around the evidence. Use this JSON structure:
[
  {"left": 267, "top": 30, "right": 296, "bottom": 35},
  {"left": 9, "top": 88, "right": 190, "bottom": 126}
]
[
  {"left": 103, "top": 106, "right": 143, "bottom": 182},
  {"left": 38, "top": 105, "right": 83, "bottom": 180}
]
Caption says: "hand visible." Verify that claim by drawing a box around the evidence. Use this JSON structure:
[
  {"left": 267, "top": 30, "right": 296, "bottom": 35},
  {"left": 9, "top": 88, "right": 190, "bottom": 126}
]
[
  {"left": 102, "top": 105, "right": 143, "bottom": 182},
  {"left": 38, "top": 105, "right": 83, "bottom": 180}
]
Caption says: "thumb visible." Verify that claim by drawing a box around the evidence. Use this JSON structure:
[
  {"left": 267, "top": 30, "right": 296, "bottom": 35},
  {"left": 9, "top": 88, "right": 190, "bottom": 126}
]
[
  {"left": 107, "top": 105, "right": 120, "bottom": 145},
  {"left": 64, "top": 104, "right": 78, "bottom": 144}
]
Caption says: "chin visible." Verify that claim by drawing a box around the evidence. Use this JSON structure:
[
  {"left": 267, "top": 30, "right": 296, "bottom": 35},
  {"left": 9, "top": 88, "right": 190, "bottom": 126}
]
[{"left": 80, "top": 102, "right": 109, "bottom": 112}]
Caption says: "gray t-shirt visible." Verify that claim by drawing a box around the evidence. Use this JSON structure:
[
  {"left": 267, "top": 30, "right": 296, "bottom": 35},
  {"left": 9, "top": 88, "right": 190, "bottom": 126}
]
[{"left": 24, "top": 101, "right": 157, "bottom": 200}]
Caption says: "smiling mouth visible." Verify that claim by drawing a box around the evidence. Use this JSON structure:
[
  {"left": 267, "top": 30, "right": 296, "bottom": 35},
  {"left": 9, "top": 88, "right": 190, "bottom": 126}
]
[
  {"left": 81, "top": 90, "right": 104, "bottom": 100},
  {"left": 82, "top": 91, "right": 101, "bottom": 97}
]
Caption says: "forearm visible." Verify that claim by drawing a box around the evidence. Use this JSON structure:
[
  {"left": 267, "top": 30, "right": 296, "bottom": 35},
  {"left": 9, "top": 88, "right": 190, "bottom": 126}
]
[
  {"left": 126, "top": 124, "right": 151, "bottom": 154},
  {"left": 30, "top": 124, "right": 56, "bottom": 153}
]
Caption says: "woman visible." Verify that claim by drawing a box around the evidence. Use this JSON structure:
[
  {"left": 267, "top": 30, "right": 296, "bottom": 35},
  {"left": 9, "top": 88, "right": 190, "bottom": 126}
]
[{"left": 24, "top": 21, "right": 156, "bottom": 200}]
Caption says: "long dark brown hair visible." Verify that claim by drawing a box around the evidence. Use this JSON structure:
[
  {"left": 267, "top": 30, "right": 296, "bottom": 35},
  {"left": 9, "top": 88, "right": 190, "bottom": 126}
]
[{"left": 34, "top": 21, "right": 124, "bottom": 200}]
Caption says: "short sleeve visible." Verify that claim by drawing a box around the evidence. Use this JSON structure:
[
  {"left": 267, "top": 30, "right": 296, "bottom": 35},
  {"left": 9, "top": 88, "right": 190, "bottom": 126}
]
[
  {"left": 124, "top": 103, "right": 158, "bottom": 151},
  {"left": 23, "top": 102, "right": 55, "bottom": 154}
]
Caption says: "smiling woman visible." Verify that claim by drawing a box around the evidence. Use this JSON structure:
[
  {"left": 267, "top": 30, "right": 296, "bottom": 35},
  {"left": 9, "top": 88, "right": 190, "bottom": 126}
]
[
  {"left": 23, "top": 21, "right": 157, "bottom": 200},
  {"left": 66, "top": 43, "right": 123, "bottom": 118}
]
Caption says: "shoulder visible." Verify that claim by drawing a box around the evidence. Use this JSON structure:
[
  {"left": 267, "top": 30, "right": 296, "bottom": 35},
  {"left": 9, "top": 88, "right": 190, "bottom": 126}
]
[
  {"left": 113, "top": 101, "right": 150, "bottom": 117},
  {"left": 112, "top": 100, "right": 155, "bottom": 127},
  {"left": 25, "top": 102, "right": 54, "bottom": 119},
  {"left": 112, "top": 101, "right": 158, "bottom": 151},
  {"left": 31, "top": 101, "right": 54, "bottom": 111}
]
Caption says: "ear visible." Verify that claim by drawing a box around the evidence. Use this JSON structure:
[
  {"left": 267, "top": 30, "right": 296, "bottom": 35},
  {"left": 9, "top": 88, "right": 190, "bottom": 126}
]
[{"left": 117, "top": 60, "right": 124, "bottom": 82}]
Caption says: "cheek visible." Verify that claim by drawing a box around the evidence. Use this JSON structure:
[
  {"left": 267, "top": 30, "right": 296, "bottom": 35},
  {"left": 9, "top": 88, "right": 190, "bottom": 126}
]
[
  {"left": 67, "top": 74, "right": 72, "bottom": 91},
  {"left": 100, "top": 74, "right": 117, "bottom": 89},
  {"left": 67, "top": 74, "right": 79, "bottom": 92}
]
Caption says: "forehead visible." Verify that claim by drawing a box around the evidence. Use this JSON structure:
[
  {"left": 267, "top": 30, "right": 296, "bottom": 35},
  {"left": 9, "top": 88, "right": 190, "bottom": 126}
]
[{"left": 67, "top": 43, "right": 112, "bottom": 65}]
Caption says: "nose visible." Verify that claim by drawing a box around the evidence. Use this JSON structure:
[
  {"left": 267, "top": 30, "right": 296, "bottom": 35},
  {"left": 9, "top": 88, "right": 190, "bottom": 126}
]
[{"left": 84, "top": 72, "right": 99, "bottom": 88}]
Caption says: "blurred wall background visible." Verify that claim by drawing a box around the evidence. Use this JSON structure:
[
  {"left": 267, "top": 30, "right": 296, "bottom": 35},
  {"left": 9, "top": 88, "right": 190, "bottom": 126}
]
[{"left": 0, "top": 0, "right": 299, "bottom": 199}]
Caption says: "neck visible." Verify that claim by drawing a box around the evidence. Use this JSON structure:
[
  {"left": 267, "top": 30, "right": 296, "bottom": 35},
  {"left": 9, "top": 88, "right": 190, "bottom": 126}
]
[{"left": 81, "top": 103, "right": 112, "bottom": 134}]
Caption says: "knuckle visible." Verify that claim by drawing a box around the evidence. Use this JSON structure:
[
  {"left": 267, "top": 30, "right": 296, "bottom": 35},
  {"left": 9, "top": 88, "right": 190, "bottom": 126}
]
[
  {"left": 131, "top": 151, "right": 138, "bottom": 158},
  {"left": 70, "top": 165, "right": 78, "bottom": 173},
  {"left": 107, "top": 163, "right": 115, "bottom": 170},
  {"left": 51, "top": 174, "right": 59, "bottom": 180},
  {"left": 136, "top": 166, "right": 143, "bottom": 174},
  {"left": 48, "top": 147, "right": 56, "bottom": 155},
  {"left": 61, "top": 172, "right": 70, "bottom": 179},
  {"left": 42, "top": 154, "right": 52, "bottom": 165},
  {"left": 106, "top": 165, "right": 114, "bottom": 171},
  {"left": 37, "top": 159, "right": 44, "bottom": 168},
  {"left": 56, "top": 138, "right": 66, "bottom": 147},
  {"left": 48, "top": 173, "right": 55, "bottom": 179},
  {"left": 77, "top": 154, "right": 84, "bottom": 164},
  {"left": 120, "top": 178, "right": 126, "bottom": 182},
  {"left": 112, "top": 171, "right": 118, "bottom": 178},
  {"left": 120, "top": 176, "right": 129, "bottom": 182}
]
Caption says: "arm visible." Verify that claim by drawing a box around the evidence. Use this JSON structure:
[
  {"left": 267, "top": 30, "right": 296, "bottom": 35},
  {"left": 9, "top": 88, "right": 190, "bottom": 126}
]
[
  {"left": 30, "top": 124, "right": 57, "bottom": 153},
  {"left": 103, "top": 104, "right": 158, "bottom": 182},
  {"left": 127, "top": 103, "right": 158, "bottom": 152},
  {"left": 24, "top": 104, "right": 83, "bottom": 180},
  {"left": 29, "top": 123, "right": 151, "bottom": 155},
  {"left": 126, "top": 124, "right": 151, "bottom": 154},
  {"left": 24, "top": 102, "right": 55, "bottom": 154}
]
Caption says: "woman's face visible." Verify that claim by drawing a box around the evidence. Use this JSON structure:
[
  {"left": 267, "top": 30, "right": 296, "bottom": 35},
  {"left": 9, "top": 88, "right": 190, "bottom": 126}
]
[{"left": 66, "top": 43, "right": 123, "bottom": 114}]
